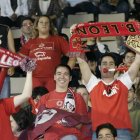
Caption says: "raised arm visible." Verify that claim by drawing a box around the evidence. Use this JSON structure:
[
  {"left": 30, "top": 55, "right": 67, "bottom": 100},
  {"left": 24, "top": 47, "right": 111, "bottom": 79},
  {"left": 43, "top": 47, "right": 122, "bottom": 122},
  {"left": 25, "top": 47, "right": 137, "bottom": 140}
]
[
  {"left": 7, "top": 29, "right": 16, "bottom": 53},
  {"left": 128, "top": 53, "right": 140, "bottom": 82},
  {"left": 13, "top": 72, "right": 32, "bottom": 108},
  {"left": 67, "top": 57, "right": 77, "bottom": 69},
  {"left": 77, "top": 57, "right": 92, "bottom": 85}
]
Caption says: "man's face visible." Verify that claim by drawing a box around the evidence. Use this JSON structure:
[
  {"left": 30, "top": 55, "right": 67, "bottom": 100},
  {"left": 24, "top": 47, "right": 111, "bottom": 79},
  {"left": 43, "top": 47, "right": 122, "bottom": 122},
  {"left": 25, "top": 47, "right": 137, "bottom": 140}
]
[
  {"left": 54, "top": 67, "right": 71, "bottom": 89},
  {"left": 98, "top": 128, "right": 116, "bottom": 140},
  {"left": 21, "top": 20, "right": 33, "bottom": 35},
  {"left": 99, "top": 56, "right": 116, "bottom": 78}
]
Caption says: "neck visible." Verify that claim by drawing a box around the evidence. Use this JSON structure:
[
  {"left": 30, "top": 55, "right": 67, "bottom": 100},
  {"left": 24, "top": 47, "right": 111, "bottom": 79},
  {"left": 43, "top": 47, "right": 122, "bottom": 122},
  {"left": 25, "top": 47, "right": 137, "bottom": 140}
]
[
  {"left": 102, "top": 77, "right": 114, "bottom": 84},
  {"left": 39, "top": 34, "right": 49, "bottom": 39},
  {"left": 55, "top": 86, "right": 68, "bottom": 92}
]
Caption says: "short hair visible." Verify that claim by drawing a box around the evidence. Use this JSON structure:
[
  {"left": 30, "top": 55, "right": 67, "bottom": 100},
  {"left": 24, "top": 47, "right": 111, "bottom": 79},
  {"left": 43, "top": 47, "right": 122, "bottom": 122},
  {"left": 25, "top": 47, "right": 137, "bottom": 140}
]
[
  {"left": 32, "top": 86, "right": 49, "bottom": 99},
  {"left": 98, "top": 53, "right": 117, "bottom": 66},
  {"left": 12, "top": 109, "right": 30, "bottom": 132},
  {"left": 76, "top": 84, "right": 86, "bottom": 90},
  {"left": 123, "top": 48, "right": 136, "bottom": 59},
  {"left": 96, "top": 123, "right": 117, "bottom": 138},
  {"left": 55, "top": 64, "right": 72, "bottom": 76},
  {"left": 20, "top": 16, "right": 34, "bottom": 28},
  {"left": 85, "top": 52, "right": 97, "bottom": 62}
]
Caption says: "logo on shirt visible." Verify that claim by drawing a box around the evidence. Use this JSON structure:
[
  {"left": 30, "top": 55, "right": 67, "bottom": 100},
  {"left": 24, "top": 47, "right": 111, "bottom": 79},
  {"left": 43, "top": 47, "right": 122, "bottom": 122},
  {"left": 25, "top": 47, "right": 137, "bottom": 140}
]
[
  {"left": 103, "top": 84, "right": 119, "bottom": 97},
  {"left": 34, "top": 51, "right": 51, "bottom": 60}
]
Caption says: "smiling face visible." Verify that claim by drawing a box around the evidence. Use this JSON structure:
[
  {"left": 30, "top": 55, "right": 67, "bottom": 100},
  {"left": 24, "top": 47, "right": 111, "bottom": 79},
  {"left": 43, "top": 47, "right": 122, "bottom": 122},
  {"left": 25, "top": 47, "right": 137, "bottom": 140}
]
[{"left": 54, "top": 66, "right": 72, "bottom": 91}]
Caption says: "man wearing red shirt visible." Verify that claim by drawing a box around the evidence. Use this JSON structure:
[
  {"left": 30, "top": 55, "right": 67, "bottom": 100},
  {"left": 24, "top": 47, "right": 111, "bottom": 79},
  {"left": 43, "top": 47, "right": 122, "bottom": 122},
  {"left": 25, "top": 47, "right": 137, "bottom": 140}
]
[
  {"left": 77, "top": 52, "right": 140, "bottom": 140},
  {"left": 38, "top": 64, "right": 87, "bottom": 140}
]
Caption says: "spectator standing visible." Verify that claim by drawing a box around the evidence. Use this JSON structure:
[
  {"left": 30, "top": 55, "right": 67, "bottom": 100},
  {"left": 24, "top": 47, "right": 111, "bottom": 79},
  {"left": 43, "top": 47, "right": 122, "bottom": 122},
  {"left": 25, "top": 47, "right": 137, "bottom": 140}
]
[
  {"left": 19, "top": 15, "right": 76, "bottom": 91},
  {"left": 77, "top": 52, "right": 140, "bottom": 140}
]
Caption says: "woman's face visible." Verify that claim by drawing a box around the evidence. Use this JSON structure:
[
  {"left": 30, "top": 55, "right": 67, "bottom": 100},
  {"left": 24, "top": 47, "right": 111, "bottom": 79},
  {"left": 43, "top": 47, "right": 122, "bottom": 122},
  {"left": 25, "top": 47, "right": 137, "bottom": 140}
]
[
  {"left": 10, "top": 116, "right": 19, "bottom": 135},
  {"left": 37, "top": 16, "right": 50, "bottom": 35}
]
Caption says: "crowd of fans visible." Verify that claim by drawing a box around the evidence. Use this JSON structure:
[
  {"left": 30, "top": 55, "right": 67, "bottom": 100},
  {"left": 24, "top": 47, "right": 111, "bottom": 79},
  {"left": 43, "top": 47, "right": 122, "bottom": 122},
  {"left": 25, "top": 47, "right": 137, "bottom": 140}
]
[{"left": 0, "top": 0, "right": 140, "bottom": 140}]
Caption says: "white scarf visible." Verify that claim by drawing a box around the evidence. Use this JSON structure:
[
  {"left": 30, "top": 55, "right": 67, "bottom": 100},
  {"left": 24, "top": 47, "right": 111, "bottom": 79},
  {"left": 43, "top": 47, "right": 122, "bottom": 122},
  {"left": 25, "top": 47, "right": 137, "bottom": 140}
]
[{"left": 63, "top": 88, "right": 76, "bottom": 113}]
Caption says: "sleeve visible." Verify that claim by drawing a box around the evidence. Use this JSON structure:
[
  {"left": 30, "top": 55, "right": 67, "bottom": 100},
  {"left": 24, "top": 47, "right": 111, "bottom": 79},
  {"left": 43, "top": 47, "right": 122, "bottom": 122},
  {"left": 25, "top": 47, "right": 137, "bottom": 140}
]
[
  {"left": 3, "top": 97, "right": 19, "bottom": 115},
  {"left": 37, "top": 94, "right": 48, "bottom": 109},
  {"left": 85, "top": 74, "right": 100, "bottom": 93},
  {"left": 75, "top": 93, "right": 87, "bottom": 115},
  {"left": 117, "top": 71, "right": 133, "bottom": 90},
  {"left": 59, "top": 36, "right": 69, "bottom": 55}
]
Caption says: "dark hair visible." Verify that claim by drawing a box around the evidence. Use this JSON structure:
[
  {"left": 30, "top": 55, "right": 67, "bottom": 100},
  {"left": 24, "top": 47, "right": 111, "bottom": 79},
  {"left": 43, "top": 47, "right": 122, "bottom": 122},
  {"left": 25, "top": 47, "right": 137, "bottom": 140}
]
[
  {"left": 12, "top": 109, "right": 30, "bottom": 132},
  {"left": 76, "top": 84, "right": 86, "bottom": 90},
  {"left": 55, "top": 64, "right": 72, "bottom": 76},
  {"left": 59, "top": 33, "right": 69, "bottom": 42},
  {"left": 20, "top": 16, "right": 34, "bottom": 28},
  {"left": 85, "top": 52, "right": 97, "bottom": 62},
  {"left": 96, "top": 123, "right": 117, "bottom": 138},
  {"left": 123, "top": 48, "right": 136, "bottom": 59},
  {"left": 98, "top": 53, "right": 117, "bottom": 66},
  {"left": 130, "top": 85, "right": 136, "bottom": 93},
  {"left": 32, "top": 86, "right": 49, "bottom": 99}
]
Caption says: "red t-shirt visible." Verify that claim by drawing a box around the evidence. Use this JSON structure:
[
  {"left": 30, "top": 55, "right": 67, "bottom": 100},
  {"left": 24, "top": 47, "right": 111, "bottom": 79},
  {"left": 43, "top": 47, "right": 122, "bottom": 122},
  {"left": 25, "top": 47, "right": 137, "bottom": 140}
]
[
  {"left": 38, "top": 90, "right": 87, "bottom": 139},
  {"left": 0, "top": 98, "right": 18, "bottom": 140},
  {"left": 86, "top": 72, "right": 133, "bottom": 131},
  {"left": 19, "top": 35, "right": 69, "bottom": 78}
]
